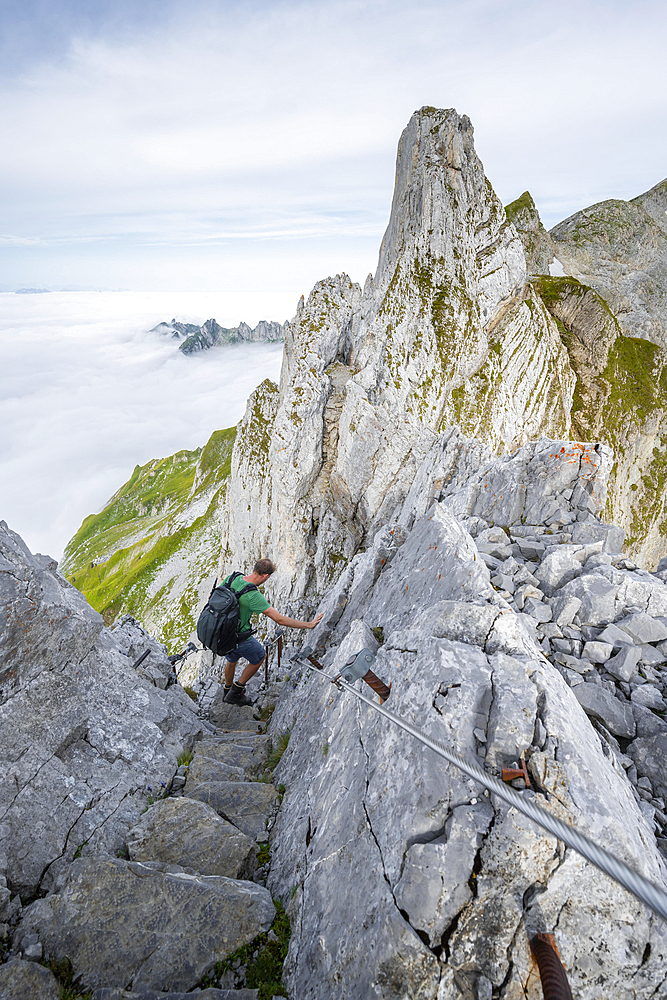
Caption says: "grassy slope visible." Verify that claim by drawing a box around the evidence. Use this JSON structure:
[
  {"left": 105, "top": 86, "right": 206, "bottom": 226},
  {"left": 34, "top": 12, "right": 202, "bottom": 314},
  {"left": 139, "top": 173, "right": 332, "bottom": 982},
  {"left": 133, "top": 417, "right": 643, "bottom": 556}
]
[{"left": 63, "top": 427, "right": 236, "bottom": 648}]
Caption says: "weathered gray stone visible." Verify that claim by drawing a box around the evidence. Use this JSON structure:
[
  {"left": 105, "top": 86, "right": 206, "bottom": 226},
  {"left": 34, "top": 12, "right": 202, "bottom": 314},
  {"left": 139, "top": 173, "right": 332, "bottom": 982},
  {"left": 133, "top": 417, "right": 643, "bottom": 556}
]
[
  {"left": 631, "top": 685, "right": 667, "bottom": 711},
  {"left": 558, "top": 573, "right": 618, "bottom": 625},
  {"left": 598, "top": 622, "right": 637, "bottom": 648},
  {"left": 523, "top": 597, "right": 553, "bottom": 622},
  {"left": 126, "top": 797, "right": 257, "bottom": 878},
  {"left": 185, "top": 756, "right": 245, "bottom": 790},
  {"left": 0, "top": 522, "right": 203, "bottom": 897},
  {"left": 424, "top": 600, "right": 499, "bottom": 646},
  {"left": 549, "top": 593, "right": 582, "bottom": 626},
  {"left": 193, "top": 739, "right": 272, "bottom": 776},
  {"left": 573, "top": 683, "right": 636, "bottom": 738},
  {"left": 0, "top": 957, "right": 61, "bottom": 1000},
  {"left": 535, "top": 547, "right": 582, "bottom": 596},
  {"left": 627, "top": 735, "right": 667, "bottom": 798},
  {"left": 617, "top": 612, "right": 667, "bottom": 645},
  {"left": 639, "top": 644, "right": 667, "bottom": 666},
  {"left": 605, "top": 644, "right": 642, "bottom": 682},
  {"left": 17, "top": 858, "right": 275, "bottom": 993},
  {"left": 394, "top": 801, "right": 493, "bottom": 946},
  {"left": 582, "top": 640, "right": 613, "bottom": 663},
  {"left": 516, "top": 537, "right": 545, "bottom": 560},
  {"left": 207, "top": 700, "right": 262, "bottom": 731},
  {"left": 570, "top": 521, "right": 625, "bottom": 552},
  {"left": 185, "top": 781, "right": 277, "bottom": 840},
  {"left": 633, "top": 703, "right": 667, "bottom": 737}
]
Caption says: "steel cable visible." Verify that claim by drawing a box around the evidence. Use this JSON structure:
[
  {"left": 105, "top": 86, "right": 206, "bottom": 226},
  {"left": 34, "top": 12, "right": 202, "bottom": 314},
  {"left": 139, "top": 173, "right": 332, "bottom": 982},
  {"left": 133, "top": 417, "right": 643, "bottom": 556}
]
[{"left": 308, "top": 664, "right": 667, "bottom": 923}]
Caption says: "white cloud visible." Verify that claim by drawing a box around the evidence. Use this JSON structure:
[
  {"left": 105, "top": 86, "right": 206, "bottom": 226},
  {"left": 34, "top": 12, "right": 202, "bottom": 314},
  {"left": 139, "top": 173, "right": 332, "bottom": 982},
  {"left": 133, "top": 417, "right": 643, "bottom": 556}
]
[{"left": 0, "top": 291, "right": 284, "bottom": 559}]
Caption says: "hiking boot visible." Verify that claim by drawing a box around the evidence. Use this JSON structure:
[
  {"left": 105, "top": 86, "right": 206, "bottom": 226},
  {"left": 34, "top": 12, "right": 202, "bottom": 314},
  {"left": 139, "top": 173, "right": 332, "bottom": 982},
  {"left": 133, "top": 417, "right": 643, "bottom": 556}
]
[
  {"left": 222, "top": 685, "right": 232, "bottom": 703},
  {"left": 226, "top": 682, "right": 253, "bottom": 707}
]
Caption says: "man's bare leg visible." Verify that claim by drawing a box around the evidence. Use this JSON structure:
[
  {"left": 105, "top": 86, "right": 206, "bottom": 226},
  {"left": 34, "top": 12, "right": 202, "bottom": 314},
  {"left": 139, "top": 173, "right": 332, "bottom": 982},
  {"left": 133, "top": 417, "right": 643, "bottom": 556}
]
[
  {"left": 237, "top": 658, "right": 265, "bottom": 686},
  {"left": 224, "top": 659, "right": 238, "bottom": 687}
]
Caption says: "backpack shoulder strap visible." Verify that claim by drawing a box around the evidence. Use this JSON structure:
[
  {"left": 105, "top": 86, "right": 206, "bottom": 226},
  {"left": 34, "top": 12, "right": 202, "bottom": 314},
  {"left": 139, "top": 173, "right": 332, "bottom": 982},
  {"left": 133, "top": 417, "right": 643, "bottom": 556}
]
[
  {"left": 224, "top": 571, "right": 243, "bottom": 590},
  {"left": 237, "top": 582, "right": 258, "bottom": 596}
]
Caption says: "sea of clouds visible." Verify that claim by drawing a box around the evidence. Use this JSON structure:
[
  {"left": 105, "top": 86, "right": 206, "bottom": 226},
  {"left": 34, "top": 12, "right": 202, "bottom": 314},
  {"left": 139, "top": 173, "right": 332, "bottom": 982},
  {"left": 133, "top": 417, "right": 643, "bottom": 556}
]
[{"left": 0, "top": 291, "right": 285, "bottom": 560}]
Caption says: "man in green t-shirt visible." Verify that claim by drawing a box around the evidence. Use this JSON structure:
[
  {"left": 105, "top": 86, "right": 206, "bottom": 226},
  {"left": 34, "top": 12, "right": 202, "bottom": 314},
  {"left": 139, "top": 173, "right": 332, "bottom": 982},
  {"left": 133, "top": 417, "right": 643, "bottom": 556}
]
[{"left": 223, "top": 558, "right": 323, "bottom": 706}]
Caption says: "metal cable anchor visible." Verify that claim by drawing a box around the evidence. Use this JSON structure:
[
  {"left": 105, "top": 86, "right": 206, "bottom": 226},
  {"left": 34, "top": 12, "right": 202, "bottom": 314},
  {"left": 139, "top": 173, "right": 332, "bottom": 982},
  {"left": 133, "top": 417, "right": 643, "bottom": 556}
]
[{"left": 291, "top": 646, "right": 391, "bottom": 703}]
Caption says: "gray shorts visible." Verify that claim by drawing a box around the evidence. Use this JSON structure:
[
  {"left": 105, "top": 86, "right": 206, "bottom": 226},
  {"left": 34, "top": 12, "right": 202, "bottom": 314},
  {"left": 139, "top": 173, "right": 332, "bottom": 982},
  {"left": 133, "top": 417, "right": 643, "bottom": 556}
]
[{"left": 224, "top": 636, "right": 265, "bottom": 664}]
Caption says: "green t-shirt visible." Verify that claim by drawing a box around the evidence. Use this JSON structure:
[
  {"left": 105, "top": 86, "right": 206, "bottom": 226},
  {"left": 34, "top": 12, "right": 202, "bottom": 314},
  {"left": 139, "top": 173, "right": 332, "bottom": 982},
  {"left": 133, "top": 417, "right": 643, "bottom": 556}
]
[{"left": 225, "top": 573, "right": 270, "bottom": 633}]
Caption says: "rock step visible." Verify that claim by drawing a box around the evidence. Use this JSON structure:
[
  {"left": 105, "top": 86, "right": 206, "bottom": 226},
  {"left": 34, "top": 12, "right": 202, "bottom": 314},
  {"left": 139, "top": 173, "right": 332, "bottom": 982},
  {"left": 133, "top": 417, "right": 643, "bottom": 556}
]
[
  {"left": 185, "top": 780, "right": 278, "bottom": 840},
  {"left": 207, "top": 702, "right": 264, "bottom": 732},
  {"left": 92, "top": 987, "right": 259, "bottom": 999},
  {"left": 194, "top": 739, "right": 273, "bottom": 774}
]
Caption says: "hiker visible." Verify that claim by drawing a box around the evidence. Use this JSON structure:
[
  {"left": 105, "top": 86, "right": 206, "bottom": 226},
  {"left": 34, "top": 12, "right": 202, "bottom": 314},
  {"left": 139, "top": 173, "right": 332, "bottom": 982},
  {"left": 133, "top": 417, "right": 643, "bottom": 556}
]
[{"left": 223, "top": 558, "right": 323, "bottom": 705}]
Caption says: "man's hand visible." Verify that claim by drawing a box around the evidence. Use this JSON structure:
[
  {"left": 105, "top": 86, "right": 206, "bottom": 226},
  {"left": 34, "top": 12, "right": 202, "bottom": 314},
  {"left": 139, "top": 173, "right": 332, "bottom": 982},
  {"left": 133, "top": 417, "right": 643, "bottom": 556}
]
[{"left": 264, "top": 607, "right": 324, "bottom": 629}]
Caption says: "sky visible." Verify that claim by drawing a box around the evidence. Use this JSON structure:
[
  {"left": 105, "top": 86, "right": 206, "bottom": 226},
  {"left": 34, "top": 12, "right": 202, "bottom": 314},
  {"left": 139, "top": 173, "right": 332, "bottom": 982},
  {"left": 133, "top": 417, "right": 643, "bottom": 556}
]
[{"left": 0, "top": 0, "right": 666, "bottom": 303}]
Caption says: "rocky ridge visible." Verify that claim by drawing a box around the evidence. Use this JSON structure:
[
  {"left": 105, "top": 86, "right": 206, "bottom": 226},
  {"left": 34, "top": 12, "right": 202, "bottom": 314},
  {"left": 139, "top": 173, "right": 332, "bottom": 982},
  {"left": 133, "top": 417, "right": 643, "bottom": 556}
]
[
  {"left": 249, "top": 434, "right": 667, "bottom": 999},
  {"left": 151, "top": 318, "right": 288, "bottom": 355},
  {"left": 65, "top": 108, "right": 667, "bottom": 646}
]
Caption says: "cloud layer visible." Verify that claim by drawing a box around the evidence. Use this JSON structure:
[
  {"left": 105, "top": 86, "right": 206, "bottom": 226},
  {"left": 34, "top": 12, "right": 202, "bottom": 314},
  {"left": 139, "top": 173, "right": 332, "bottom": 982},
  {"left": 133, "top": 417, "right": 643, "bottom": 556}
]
[{"left": 0, "top": 290, "right": 284, "bottom": 559}]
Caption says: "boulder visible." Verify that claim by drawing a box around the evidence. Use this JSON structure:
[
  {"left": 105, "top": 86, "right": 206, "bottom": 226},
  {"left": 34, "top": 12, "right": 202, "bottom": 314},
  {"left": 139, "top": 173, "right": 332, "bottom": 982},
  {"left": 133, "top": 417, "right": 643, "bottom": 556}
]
[
  {"left": 582, "top": 640, "right": 613, "bottom": 663},
  {"left": 16, "top": 858, "right": 275, "bottom": 993},
  {"left": 185, "top": 781, "right": 278, "bottom": 840},
  {"left": 632, "top": 703, "right": 667, "bottom": 738},
  {"left": 0, "top": 957, "right": 61, "bottom": 1000},
  {"left": 605, "top": 644, "right": 642, "bottom": 682},
  {"left": 558, "top": 573, "right": 618, "bottom": 625},
  {"left": 631, "top": 685, "right": 667, "bottom": 711},
  {"left": 573, "top": 683, "right": 636, "bottom": 738},
  {"left": 617, "top": 612, "right": 667, "bottom": 645},
  {"left": 569, "top": 521, "right": 625, "bottom": 552},
  {"left": 549, "top": 593, "right": 582, "bottom": 626},
  {"left": 535, "top": 547, "right": 582, "bottom": 595},
  {"left": 598, "top": 622, "right": 637, "bottom": 648},
  {"left": 125, "top": 798, "right": 257, "bottom": 878}
]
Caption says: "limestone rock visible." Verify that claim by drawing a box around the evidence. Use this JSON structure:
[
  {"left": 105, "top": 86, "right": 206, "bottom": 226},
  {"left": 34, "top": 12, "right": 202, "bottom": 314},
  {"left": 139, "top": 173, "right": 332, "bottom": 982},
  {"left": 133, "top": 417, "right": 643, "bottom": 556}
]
[
  {"left": 0, "top": 957, "right": 61, "bottom": 1000},
  {"left": 185, "top": 781, "right": 277, "bottom": 840},
  {"left": 185, "top": 755, "right": 245, "bottom": 789},
  {"left": 16, "top": 858, "right": 275, "bottom": 993},
  {"left": 194, "top": 737, "right": 272, "bottom": 775},
  {"left": 125, "top": 798, "right": 257, "bottom": 878},
  {"left": 550, "top": 195, "right": 667, "bottom": 347},
  {"left": 0, "top": 522, "right": 203, "bottom": 897},
  {"left": 504, "top": 191, "right": 555, "bottom": 274},
  {"left": 573, "top": 682, "right": 636, "bottom": 738}
]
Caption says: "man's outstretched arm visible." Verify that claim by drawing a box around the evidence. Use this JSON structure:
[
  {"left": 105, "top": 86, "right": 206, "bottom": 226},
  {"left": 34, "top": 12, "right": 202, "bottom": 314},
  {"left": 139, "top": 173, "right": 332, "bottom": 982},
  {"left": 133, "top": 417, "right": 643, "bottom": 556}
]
[{"left": 263, "top": 607, "right": 323, "bottom": 629}]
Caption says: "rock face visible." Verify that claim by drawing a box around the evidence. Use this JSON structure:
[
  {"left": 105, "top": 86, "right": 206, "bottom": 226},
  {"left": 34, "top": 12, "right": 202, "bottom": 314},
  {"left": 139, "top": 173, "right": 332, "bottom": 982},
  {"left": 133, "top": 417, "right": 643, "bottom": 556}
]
[
  {"left": 265, "top": 490, "right": 667, "bottom": 998},
  {"left": 0, "top": 521, "right": 204, "bottom": 899},
  {"left": 225, "top": 108, "right": 578, "bottom": 610},
  {"left": 505, "top": 190, "right": 555, "bottom": 274},
  {"left": 550, "top": 193, "right": 667, "bottom": 348},
  {"left": 150, "top": 317, "right": 288, "bottom": 354}
]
